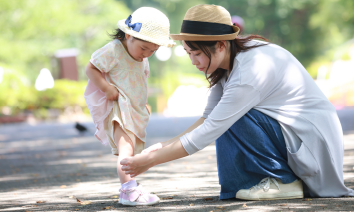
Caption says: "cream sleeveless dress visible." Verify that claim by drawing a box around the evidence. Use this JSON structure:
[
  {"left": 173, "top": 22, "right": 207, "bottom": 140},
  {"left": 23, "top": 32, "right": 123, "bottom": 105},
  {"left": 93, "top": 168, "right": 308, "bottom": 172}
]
[{"left": 84, "top": 39, "right": 150, "bottom": 156}]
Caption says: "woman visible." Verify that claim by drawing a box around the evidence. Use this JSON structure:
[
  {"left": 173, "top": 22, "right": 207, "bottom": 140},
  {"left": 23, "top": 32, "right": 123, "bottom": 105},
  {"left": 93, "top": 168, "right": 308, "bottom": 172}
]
[{"left": 121, "top": 4, "right": 354, "bottom": 200}]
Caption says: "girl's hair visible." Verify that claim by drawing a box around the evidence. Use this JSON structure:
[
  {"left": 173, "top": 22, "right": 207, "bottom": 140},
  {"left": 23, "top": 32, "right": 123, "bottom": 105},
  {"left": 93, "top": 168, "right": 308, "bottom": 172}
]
[
  {"left": 108, "top": 28, "right": 145, "bottom": 42},
  {"left": 185, "top": 34, "right": 269, "bottom": 88},
  {"left": 108, "top": 28, "right": 126, "bottom": 40}
]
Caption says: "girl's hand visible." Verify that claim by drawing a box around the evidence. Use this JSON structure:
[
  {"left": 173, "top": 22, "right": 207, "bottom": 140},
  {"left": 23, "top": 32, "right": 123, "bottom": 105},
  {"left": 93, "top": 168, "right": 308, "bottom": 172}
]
[
  {"left": 145, "top": 104, "right": 151, "bottom": 115},
  {"left": 121, "top": 154, "right": 153, "bottom": 177},
  {"left": 104, "top": 85, "right": 119, "bottom": 101},
  {"left": 141, "top": 143, "right": 163, "bottom": 154}
]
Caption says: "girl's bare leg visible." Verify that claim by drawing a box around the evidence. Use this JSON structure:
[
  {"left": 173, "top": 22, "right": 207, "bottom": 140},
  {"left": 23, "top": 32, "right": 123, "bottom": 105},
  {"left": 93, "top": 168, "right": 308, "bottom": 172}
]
[{"left": 113, "top": 122, "right": 134, "bottom": 184}]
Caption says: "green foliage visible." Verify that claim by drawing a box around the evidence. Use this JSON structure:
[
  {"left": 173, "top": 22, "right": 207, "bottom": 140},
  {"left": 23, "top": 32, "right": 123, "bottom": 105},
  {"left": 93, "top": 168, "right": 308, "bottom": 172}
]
[
  {"left": 36, "top": 80, "right": 87, "bottom": 109},
  {"left": 1, "top": 0, "right": 354, "bottom": 113},
  {"left": 310, "top": 0, "right": 354, "bottom": 51},
  {"left": 0, "top": 0, "right": 131, "bottom": 83},
  {"left": 0, "top": 70, "right": 87, "bottom": 114},
  {"left": 0, "top": 66, "right": 37, "bottom": 111}
]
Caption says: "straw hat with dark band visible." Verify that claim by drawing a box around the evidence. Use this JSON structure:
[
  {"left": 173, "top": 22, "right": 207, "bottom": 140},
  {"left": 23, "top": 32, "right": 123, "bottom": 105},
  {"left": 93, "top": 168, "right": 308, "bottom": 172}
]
[{"left": 170, "top": 4, "right": 240, "bottom": 41}]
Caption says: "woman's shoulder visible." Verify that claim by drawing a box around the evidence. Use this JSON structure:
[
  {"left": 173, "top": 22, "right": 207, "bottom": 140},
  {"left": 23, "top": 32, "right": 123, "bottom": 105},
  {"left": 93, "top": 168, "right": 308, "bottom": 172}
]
[{"left": 236, "top": 40, "right": 290, "bottom": 63}]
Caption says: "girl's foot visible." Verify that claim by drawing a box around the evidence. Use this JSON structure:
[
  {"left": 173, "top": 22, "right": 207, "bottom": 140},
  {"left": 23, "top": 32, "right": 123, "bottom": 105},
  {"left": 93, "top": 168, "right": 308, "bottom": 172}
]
[{"left": 119, "top": 184, "right": 160, "bottom": 206}]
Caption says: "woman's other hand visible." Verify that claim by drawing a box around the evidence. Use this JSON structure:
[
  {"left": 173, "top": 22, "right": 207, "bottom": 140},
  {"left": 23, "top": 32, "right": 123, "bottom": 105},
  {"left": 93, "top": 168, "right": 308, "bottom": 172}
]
[
  {"left": 121, "top": 153, "right": 153, "bottom": 177},
  {"left": 104, "top": 85, "right": 119, "bottom": 101},
  {"left": 141, "top": 143, "right": 163, "bottom": 154}
]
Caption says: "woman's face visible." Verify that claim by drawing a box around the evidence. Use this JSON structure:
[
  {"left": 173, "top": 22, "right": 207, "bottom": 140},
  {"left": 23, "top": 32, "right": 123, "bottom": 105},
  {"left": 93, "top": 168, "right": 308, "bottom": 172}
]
[
  {"left": 125, "top": 34, "right": 159, "bottom": 62},
  {"left": 182, "top": 41, "right": 226, "bottom": 74}
]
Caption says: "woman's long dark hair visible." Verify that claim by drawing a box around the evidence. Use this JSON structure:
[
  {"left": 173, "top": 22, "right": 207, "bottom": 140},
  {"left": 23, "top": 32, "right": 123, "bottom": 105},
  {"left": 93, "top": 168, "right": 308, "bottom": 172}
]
[{"left": 185, "top": 34, "right": 269, "bottom": 88}]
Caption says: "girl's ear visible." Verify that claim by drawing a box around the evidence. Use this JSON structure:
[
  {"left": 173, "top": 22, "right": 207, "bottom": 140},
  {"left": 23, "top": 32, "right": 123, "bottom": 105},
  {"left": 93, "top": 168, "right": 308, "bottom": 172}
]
[{"left": 125, "top": 33, "right": 131, "bottom": 40}]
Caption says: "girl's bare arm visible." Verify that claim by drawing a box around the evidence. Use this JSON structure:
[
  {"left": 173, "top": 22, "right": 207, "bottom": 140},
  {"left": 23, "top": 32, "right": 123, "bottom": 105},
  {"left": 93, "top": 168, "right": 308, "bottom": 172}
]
[
  {"left": 85, "top": 62, "right": 119, "bottom": 100},
  {"left": 85, "top": 62, "right": 110, "bottom": 92}
]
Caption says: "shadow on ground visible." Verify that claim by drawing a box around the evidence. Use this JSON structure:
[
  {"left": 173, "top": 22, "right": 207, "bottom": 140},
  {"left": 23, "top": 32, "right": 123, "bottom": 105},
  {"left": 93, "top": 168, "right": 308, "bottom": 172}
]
[{"left": 0, "top": 118, "right": 354, "bottom": 211}]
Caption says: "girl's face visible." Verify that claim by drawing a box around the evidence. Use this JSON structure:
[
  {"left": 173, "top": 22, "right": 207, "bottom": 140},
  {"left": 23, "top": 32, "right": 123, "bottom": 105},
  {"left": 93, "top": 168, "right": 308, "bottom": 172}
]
[
  {"left": 125, "top": 34, "right": 159, "bottom": 62},
  {"left": 182, "top": 41, "right": 227, "bottom": 74}
]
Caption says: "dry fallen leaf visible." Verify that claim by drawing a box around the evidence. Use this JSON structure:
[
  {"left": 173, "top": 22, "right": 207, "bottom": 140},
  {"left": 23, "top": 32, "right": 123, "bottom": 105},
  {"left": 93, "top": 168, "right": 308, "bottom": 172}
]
[
  {"left": 216, "top": 206, "right": 225, "bottom": 209},
  {"left": 111, "top": 195, "right": 118, "bottom": 198},
  {"left": 36, "top": 201, "right": 46, "bottom": 204},
  {"left": 79, "top": 201, "right": 92, "bottom": 205},
  {"left": 76, "top": 198, "right": 81, "bottom": 203},
  {"left": 189, "top": 203, "right": 195, "bottom": 206},
  {"left": 74, "top": 209, "right": 79, "bottom": 211},
  {"left": 280, "top": 204, "right": 287, "bottom": 206},
  {"left": 60, "top": 185, "right": 67, "bottom": 188},
  {"left": 162, "top": 197, "right": 173, "bottom": 200},
  {"left": 303, "top": 198, "right": 313, "bottom": 201},
  {"left": 243, "top": 203, "right": 247, "bottom": 208},
  {"left": 69, "top": 196, "right": 75, "bottom": 199},
  {"left": 204, "top": 197, "right": 213, "bottom": 201},
  {"left": 103, "top": 206, "right": 113, "bottom": 210}
]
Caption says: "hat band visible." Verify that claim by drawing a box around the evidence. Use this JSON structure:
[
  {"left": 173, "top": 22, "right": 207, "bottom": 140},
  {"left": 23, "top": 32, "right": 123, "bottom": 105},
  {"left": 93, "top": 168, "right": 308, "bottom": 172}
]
[{"left": 181, "top": 20, "right": 234, "bottom": 35}]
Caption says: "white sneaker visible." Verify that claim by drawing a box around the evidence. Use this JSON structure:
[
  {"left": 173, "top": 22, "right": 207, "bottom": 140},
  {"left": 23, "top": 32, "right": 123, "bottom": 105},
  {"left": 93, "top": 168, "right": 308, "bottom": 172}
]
[{"left": 236, "top": 177, "right": 303, "bottom": 200}]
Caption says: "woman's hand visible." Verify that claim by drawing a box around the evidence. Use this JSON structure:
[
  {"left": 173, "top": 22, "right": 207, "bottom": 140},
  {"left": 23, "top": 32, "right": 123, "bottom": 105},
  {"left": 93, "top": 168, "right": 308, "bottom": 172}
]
[
  {"left": 141, "top": 143, "right": 163, "bottom": 154},
  {"left": 121, "top": 153, "right": 154, "bottom": 178},
  {"left": 104, "top": 85, "right": 119, "bottom": 101}
]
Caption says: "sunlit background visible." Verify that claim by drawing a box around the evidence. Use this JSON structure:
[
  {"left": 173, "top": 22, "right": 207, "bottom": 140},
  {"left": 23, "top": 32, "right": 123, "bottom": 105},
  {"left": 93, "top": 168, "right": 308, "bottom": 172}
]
[{"left": 0, "top": 0, "right": 354, "bottom": 123}]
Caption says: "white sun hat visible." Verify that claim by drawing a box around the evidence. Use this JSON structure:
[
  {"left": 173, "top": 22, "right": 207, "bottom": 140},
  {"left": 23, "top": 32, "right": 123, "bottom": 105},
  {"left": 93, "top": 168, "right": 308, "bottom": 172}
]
[{"left": 117, "top": 7, "right": 176, "bottom": 47}]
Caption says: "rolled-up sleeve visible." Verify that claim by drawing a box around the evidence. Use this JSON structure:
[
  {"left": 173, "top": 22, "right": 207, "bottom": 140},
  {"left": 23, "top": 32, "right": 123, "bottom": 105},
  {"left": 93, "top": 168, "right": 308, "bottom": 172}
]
[{"left": 180, "top": 84, "right": 261, "bottom": 155}]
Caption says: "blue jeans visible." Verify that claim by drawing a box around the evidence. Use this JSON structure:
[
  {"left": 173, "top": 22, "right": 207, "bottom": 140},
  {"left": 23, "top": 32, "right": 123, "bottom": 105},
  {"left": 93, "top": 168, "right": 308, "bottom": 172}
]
[{"left": 215, "top": 109, "right": 298, "bottom": 199}]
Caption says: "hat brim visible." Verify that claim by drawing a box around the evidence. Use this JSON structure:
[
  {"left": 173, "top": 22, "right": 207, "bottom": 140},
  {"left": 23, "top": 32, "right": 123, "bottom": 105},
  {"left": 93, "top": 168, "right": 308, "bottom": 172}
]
[
  {"left": 170, "top": 25, "right": 240, "bottom": 41},
  {"left": 117, "top": 19, "right": 175, "bottom": 47}
]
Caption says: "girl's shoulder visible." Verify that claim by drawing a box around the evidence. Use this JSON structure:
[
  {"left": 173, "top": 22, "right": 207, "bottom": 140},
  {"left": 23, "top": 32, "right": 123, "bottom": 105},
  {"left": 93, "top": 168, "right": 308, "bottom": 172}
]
[
  {"left": 104, "top": 39, "right": 125, "bottom": 52},
  {"left": 95, "top": 39, "right": 125, "bottom": 54}
]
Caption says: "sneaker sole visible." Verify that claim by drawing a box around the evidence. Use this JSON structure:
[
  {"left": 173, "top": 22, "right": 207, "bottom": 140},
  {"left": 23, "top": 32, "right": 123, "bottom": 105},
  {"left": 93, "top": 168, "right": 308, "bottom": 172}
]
[
  {"left": 119, "top": 198, "right": 160, "bottom": 206},
  {"left": 236, "top": 192, "right": 304, "bottom": 201}
]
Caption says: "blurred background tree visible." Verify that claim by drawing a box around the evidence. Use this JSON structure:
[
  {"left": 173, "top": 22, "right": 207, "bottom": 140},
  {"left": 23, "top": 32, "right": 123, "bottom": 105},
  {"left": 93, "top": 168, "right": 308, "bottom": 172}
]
[
  {"left": 0, "top": 0, "right": 130, "bottom": 82},
  {"left": 0, "top": 0, "right": 353, "bottom": 117}
]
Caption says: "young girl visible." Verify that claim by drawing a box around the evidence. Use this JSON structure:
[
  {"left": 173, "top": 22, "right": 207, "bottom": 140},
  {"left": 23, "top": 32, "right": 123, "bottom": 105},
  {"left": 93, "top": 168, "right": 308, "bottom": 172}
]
[{"left": 84, "top": 7, "right": 175, "bottom": 206}]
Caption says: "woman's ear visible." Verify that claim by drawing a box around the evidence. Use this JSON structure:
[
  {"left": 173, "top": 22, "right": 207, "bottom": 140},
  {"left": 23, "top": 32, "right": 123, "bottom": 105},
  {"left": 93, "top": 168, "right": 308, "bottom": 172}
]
[{"left": 218, "top": 41, "right": 227, "bottom": 52}]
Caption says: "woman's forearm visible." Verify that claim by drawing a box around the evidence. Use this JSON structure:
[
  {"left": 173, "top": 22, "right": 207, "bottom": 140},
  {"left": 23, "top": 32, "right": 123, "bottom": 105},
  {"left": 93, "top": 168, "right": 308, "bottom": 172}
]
[
  {"left": 161, "top": 117, "right": 205, "bottom": 147},
  {"left": 85, "top": 62, "right": 110, "bottom": 92},
  {"left": 122, "top": 115, "right": 205, "bottom": 177},
  {"left": 150, "top": 139, "right": 189, "bottom": 166}
]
